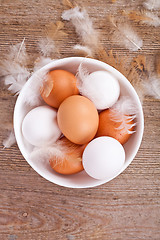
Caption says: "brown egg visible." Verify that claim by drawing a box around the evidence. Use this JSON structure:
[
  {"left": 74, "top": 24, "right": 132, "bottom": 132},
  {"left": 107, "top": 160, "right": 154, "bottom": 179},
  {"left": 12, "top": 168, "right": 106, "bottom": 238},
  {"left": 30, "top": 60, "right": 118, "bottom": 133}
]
[
  {"left": 40, "top": 69, "right": 79, "bottom": 108},
  {"left": 49, "top": 137, "right": 86, "bottom": 175},
  {"left": 96, "top": 109, "right": 135, "bottom": 145},
  {"left": 57, "top": 95, "right": 99, "bottom": 145}
]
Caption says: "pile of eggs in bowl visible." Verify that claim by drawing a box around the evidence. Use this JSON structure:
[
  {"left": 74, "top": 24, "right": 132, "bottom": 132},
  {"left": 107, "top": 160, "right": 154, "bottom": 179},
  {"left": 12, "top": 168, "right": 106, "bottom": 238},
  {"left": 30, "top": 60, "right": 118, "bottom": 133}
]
[{"left": 21, "top": 62, "right": 137, "bottom": 182}]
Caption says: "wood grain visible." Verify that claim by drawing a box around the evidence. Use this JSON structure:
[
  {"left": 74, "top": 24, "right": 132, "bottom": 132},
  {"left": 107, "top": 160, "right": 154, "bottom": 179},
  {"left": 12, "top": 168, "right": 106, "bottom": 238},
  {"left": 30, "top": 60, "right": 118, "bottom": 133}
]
[{"left": 0, "top": 0, "right": 160, "bottom": 239}]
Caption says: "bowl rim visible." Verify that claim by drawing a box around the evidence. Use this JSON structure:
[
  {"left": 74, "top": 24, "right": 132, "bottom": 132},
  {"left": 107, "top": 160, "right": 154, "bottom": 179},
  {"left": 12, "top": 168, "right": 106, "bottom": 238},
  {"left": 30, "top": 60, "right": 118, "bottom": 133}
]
[{"left": 13, "top": 56, "right": 144, "bottom": 188}]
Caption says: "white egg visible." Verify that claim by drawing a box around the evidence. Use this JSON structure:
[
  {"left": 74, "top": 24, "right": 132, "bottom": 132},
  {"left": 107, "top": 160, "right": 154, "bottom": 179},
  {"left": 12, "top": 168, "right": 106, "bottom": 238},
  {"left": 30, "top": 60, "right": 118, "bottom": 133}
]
[
  {"left": 80, "top": 70, "right": 120, "bottom": 110},
  {"left": 22, "top": 105, "right": 61, "bottom": 147},
  {"left": 82, "top": 136, "right": 125, "bottom": 180}
]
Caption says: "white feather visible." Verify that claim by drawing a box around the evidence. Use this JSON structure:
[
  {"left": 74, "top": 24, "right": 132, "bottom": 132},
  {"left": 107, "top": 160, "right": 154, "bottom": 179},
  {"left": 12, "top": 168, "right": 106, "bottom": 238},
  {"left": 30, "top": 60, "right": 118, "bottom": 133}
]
[
  {"left": 76, "top": 61, "right": 93, "bottom": 97},
  {"left": 142, "top": 11, "right": 160, "bottom": 27},
  {"left": 111, "top": 96, "right": 138, "bottom": 115},
  {"left": 110, "top": 96, "right": 137, "bottom": 134},
  {"left": 145, "top": 76, "right": 160, "bottom": 99},
  {"left": 112, "top": 22, "right": 143, "bottom": 51},
  {"left": 76, "top": 62, "right": 98, "bottom": 100},
  {"left": 76, "top": 61, "right": 90, "bottom": 83},
  {"left": 73, "top": 44, "right": 93, "bottom": 56},
  {"left": 3, "top": 131, "right": 16, "bottom": 148},
  {"left": 30, "top": 145, "right": 64, "bottom": 163},
  {"left": 62, "top": 6, "right": 84, "bottom": 21},
  {"left": 7, "top": 38, "right": 28, "bottom": 65},
  {"left": 0, "top": 40, "right": 30, "bottom": 94},
  {"left": 0, "top": 61, "right": 28, "bottom": 77},
  {"left": 38, "top": 38, "right": 55, "bottom": 57},
  {"left": 22, "top": 69, "right": 48, "bottom": 106},
  {"left": 30, "top": 137, "right": 83, "bottom": 167},
  {"left": 62, "top": 6, "right": 99, "bottom": 47},
  {"left": 143, "top": 0, "right": 160, "bottom": 10},
  {"left": 4, "top": 70, "right": 30, "bottom": 95},
  {"left": 34, "top": 56, "right": 53, "bottom": 72}
]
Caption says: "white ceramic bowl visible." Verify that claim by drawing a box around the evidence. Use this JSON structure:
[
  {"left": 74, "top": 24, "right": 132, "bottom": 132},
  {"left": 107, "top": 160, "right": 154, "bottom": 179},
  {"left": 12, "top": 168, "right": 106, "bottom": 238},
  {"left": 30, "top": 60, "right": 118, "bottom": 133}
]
[{"left": 14, "top": 57, "right": 144, "bottom": 188}]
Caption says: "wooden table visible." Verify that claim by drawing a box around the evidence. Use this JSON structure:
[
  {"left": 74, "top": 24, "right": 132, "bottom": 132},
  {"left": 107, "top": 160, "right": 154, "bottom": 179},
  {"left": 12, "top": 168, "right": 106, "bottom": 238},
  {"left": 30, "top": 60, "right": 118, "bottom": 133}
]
[{"left": 0, "top": 0, "right": 159, "bottom": 239}]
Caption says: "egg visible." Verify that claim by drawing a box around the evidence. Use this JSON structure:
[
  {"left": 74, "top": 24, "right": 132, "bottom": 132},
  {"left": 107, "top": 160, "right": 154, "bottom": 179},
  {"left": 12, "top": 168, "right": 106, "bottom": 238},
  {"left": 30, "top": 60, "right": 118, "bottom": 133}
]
[
  {"left": 40, "top": 69, "right": 79, "bottom": 108},
  {"left": 79, "top": 70, "right": 120, "bottom": 110},
  {"left": 82, "top": 136, "right": 125, "bottom": 180},
  {"left": 57, "top": 95, "right": 99, "bottom": 144},
  {"left": 49, "top": 137, "right": 85, "bottom": 175},
  {"left": 96, "top": 109, "right": 135, "bottom": 145},
  {"left": 22, "top": 106, "right": 61, "bottom": 147}
]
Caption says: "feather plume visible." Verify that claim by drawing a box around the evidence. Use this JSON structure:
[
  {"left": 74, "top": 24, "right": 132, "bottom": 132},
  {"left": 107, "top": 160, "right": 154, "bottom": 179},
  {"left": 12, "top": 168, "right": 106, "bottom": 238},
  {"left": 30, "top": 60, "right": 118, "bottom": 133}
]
[
  {"left": 110, "top": 97, "right": 137, "bottom": 134},
  {"left": 37, "top": 21, "right": 67, "bottom": 59},
  {"left": 3, "top": 130, "right": 16, "bottom": 148},
  {"left": 45, "top": 21, "right": 68, "bottom": 40},
  {"left": 22, "top": 69, "right": 48, "bottom": 106},
  {"left": 122, "top": 10, "right": 160, "bottom": 27},
  {"left": 30, "top": 137, "right": 83, "bottom": 167},
  {"left": 127, "top": 55, "right": 160, "bottom": 101},
  {"left": 7, "top": 38, "right": 28, "bottom": 66},
  {"left": 0, "top": 38, "right": 28, "bottom": 75},
  {"left": 76, "top": 60, "right": 90, "bottom": 87},
  {"left": 30, "top": 145, "right": 64, "bottom": 164},
  {"left": 0, "top": 39, "right": 30, "bottom": 95},
  {"left": 127, "top": 55, "right": 150, "bottom": 102},
  {"left": 62, "top": 6, "right": 99, "bottom": 50},
  {"left": 145, "top": 75, "right": 160, "bottom": 99},
  {"left": 37, "top": 38, "right": 56, "bottom": 57},
  {"left": 0, "top": 62, "right": 28, "bottom": 77},
  {"left": 4, "top": 71, "right": 30, "bottom": 95},
  {"left": 109, "top": 16, "right": 143, "bottom": 51},
  {"left": 73, "top": 44, "right": 93, "bottom": 57},
  {"left": 111, "top": 96, "right": 138, "bottom": 115},
  {"left": 143, "top": 0, "right": 160, "bottom": 10}
]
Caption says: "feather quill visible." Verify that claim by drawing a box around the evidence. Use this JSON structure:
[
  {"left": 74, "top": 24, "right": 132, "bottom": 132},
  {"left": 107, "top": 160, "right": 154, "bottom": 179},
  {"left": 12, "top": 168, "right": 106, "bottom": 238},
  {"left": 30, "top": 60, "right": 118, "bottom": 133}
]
[
  {"left": 62, "top": 6, "right": 99, "bottom": 49},
  {"left": 109, "top": 16, "right": 143, "bottom": 51},
  {"left": 3, "top": 130, "right": 16, "bottom": 148},
  {"left": 143, "top": 0, "right": 160, "bottom": 10},
  {"left": 7, "top": 38, "right": 28, "bottom": 65}
]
